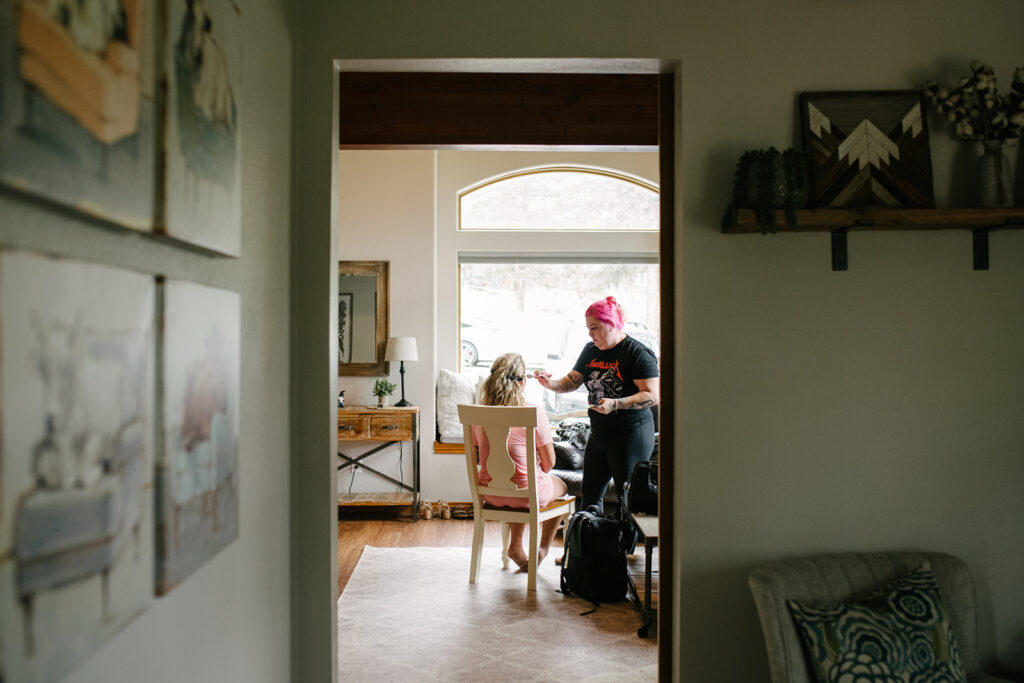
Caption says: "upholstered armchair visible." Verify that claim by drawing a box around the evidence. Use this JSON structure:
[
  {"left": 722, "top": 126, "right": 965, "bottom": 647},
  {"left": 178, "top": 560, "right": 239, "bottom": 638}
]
[{"left": 748, "top": 552, "right": 1016, "bottom": 683}]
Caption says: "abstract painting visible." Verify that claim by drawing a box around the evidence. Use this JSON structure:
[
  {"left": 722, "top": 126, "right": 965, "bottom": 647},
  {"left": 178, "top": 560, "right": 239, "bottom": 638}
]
[
  {"left": 163, "top": 0, "right": 242, "bottom": 255},
  {"left": 800, "top": 91, "right": 935, "bottom": 208},
  {"left": 0, "top": 0, "right": 157, "bottom": 230},
  {"left": 338, "top": 292, "right": 352, "bottom": 363},
  {"left": 0, "top": 250, "right": 155, "bottom": 683},
  {"left": 157, "top": 279, "right": 240, "bottom": 594}
]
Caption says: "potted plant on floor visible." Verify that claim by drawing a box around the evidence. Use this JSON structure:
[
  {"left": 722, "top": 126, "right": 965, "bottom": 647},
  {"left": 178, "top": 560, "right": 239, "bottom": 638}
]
[{"left": 372, "top": 378, "right": 397, "bottom": 408}]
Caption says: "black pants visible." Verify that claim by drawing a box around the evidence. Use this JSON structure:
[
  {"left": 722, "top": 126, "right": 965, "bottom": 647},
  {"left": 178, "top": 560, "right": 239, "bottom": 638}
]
[{"left": 581, "top": 417, "right": 655, "bottom": 513}]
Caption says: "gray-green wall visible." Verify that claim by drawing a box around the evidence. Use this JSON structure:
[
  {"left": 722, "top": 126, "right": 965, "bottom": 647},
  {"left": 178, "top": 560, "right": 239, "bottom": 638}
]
[
  {"left": 293, "top": 1, "right": 1024, "bottom": 681},
  {"left": 0, "top": 0, "right": 292, "bottom": 681}
]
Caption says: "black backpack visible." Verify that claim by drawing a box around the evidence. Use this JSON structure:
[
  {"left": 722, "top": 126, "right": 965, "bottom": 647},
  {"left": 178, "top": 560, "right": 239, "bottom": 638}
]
[
  {"left": 559, "top": 506, "right": 632, "bottom": 606},
  {"left": 626, "top": 459, "right": 658, "bottom": 515}
]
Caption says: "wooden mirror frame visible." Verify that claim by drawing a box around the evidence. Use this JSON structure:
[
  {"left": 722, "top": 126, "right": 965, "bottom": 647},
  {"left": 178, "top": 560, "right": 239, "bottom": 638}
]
[{"left": 337, "top": 260, "right": 389, "bottom": 376}]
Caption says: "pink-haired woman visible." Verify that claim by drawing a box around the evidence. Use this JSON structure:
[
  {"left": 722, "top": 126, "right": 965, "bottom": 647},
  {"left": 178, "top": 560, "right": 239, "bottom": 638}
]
[{"left": 535, "top": 296, "right": 659, "bottom": 513}]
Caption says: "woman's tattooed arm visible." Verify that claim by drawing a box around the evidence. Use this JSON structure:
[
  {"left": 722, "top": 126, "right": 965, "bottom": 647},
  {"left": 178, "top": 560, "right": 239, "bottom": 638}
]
[
  {"left": 617, "top": 377, "right": 660, "bottom": 410},
  {"left": 535, "top": 369, "right": 584, "bottom": 393}
]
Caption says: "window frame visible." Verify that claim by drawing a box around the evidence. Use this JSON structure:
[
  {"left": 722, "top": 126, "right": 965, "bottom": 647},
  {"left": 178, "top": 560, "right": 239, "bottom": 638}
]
[
  {"left": 436, "top": 151, "right": 660, "bottom": 375},
  {"left": 457, "top": 164, "right": 660, "bottom": 232}
]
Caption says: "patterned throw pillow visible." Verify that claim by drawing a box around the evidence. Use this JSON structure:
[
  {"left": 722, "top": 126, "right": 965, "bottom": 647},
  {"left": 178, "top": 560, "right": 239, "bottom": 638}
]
[{"left": 787, "top": 561, "right": 967, "bottom": 683}]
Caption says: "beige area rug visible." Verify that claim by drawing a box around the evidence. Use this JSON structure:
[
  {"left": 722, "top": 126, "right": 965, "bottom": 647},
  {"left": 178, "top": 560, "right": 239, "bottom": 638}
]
[{"left": 337, "top": 546, "right": 657, "bottom": 682}]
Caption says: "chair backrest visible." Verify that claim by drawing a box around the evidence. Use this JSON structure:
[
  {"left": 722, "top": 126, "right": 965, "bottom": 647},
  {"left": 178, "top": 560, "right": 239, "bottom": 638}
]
[
  {"left": 748, "top": 551, "right": 980, "bottom": 683},
  {"left": 458, "top": 404, "right": 541, "bottom": 509}
]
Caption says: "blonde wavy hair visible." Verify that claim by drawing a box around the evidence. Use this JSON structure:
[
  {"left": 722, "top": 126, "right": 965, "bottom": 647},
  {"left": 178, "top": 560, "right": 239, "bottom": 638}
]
[{"left": 480, "top": 353, "right": 527, "bottom": 407}]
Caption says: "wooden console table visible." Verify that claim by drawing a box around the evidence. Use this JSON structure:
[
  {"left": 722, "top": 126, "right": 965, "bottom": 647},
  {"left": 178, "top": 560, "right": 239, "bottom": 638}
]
[{"left": 337, "top": 406, "right": 420, "bottom": 520}]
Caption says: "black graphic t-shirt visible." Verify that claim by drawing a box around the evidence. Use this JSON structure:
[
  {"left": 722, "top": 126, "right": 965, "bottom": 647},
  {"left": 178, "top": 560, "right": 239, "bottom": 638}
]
[{"left": 573, "top": 335, "right": 659, "bottom": 432}]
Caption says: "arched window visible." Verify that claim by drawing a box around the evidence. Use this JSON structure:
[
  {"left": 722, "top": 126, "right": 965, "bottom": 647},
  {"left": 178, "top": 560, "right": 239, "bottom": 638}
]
[{"left": 458, "top": 166, "right": 658, "bottom": 231}]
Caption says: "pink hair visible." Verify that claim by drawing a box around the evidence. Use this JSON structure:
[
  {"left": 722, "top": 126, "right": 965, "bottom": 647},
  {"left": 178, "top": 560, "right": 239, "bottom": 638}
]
[{"left": 585, "top": 296, "right": 625, "bottom": 330}]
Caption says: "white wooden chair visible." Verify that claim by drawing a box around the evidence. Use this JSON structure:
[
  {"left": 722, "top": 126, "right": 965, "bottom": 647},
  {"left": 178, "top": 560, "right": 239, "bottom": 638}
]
[{"left": 458, "top": 404, "right": 576, "bottom": 592}]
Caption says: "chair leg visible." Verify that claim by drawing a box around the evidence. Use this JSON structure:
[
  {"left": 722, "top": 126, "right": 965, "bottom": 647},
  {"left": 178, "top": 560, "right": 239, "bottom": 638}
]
[
  {"left": 500, "top": 521, "right": 511, "bottom": 569},
  {"left": 527, "top": 518, "right": 540, "bottom": 592},
  {"left": 470, "top": 515, "right": 485, "bottom": 584}
]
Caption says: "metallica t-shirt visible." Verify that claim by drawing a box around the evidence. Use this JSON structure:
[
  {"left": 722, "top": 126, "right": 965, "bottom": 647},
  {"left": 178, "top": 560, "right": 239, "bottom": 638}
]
[{"left": 572, "top": 335, "right": 659, "bottom": 432}]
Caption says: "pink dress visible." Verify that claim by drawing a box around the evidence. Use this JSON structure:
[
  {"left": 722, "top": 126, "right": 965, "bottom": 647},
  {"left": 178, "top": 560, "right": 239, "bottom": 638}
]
[{"left": 474, "top": 405, "right": 557, "bottom": 508}]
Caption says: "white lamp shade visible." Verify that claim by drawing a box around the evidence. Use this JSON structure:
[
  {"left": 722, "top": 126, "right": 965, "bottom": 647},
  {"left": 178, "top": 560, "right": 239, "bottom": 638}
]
[{"left": 385, "top": 336, "right": 418, "bottom": 362}]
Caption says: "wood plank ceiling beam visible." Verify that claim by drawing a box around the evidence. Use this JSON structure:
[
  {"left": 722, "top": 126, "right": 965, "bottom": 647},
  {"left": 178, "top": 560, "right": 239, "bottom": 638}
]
[{"left": 339, "top": 72, "right": 659, "bottom": 150}]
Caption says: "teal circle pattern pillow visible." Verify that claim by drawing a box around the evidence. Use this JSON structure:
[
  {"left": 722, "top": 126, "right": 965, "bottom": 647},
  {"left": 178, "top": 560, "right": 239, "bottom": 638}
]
[{"left": 787, "top": 561, "right": 967, "bottom": 683}]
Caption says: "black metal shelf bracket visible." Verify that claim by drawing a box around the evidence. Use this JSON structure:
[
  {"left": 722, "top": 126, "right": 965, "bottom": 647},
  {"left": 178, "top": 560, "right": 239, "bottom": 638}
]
[
  {"left": 972, "top": 229, "right": 990, "bottom": 270},
  {"left": 974, "top": 217, "right": 1024, "bottom": 271},
  {"left": 831, "top": 219, "right": 874, "bottom": 271},
  {"left": 831, "top": 229, "right": 848, "bottom": 271}
]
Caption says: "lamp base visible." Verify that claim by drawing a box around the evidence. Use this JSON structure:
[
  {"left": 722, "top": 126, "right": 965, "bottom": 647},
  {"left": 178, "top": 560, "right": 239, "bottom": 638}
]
[{"left": 394, "top": 398, "right": 412, "bottom": 407}]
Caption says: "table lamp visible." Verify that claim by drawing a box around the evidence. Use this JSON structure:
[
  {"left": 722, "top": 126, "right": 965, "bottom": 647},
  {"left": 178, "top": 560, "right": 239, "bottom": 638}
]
[{"left": 385, "top": 336, "right": 418, "bottom": 407}]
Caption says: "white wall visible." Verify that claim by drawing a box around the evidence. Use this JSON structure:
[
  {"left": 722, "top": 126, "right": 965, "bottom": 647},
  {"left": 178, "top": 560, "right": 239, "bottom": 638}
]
[
  {"left": 0, "top": 0, "right": 293, "bottom": 681},
  {"left": 294, "top": 1, "right": 1024, "bottom": 681},
  {"left": 678, "top": 4, "right": 1024, "bottom": 680},
  {"left": 336, "top": 150, "right": 435, "bottom": 494}
]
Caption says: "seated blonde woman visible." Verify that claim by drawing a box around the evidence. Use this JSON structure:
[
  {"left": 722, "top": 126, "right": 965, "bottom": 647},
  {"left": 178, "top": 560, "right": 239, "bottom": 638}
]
[{"left": 474, "top": 352, "right": 569, "bottom": 571}]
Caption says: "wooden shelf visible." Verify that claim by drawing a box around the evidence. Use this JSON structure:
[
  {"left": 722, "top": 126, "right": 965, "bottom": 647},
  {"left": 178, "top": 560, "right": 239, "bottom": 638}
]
[
  {"left": 337, "top": 492, "right": 414, "bottom": 507},
  {"left": 722, "top": 207, "right": 1024, "bottom": 270}
]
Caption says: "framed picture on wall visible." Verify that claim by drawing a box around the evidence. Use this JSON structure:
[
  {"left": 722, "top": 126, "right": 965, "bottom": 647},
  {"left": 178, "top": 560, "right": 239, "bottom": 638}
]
[
  {"left": 0, "top": 0, "right": 157, "bottom": 230},
  {"left": 0, "top": 250, "right": 155, "bottom": 682},
  {"left": 338, "top": 292, "right": 353, "bottom": 363},
  {"left": 163, "top": 0, "right": 243, "bottom": 255},
  {"left": 800, "top": 90, "right": 935, "bottom": 208},
  {"left": 156, "top": 279, "right": 240, "bottom": 594}
]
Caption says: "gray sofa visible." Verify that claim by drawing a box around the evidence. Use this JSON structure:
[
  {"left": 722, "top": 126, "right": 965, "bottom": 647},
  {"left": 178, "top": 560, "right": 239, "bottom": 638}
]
[{"left": 748, "top": 552, "right": 1017, "bottom": 683}]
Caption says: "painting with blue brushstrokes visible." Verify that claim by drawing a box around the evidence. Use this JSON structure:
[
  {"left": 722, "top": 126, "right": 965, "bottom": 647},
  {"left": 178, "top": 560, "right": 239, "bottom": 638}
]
[
  {"left": 0, "top": 250, "right": 155, "bottom": 683},
  {"left": 163, "top": 0, "right": 242, "bottom": 255},
  {"left": 156, "top": 279, "right": 240, "bottom": 594}
]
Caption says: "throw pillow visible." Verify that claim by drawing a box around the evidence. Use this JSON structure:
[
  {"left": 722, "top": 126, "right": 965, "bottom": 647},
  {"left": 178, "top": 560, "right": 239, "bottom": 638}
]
[
  {"left": 787, "top": 561, "right": 967, "bottom": 683},
  {"left": 435, "top": 369, "right": 475, "bottom": 442}
]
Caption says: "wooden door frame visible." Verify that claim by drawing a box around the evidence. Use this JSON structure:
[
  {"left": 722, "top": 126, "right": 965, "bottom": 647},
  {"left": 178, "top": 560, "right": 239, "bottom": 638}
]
[{"left": 331, "top": 59, "right": 678, "bottom": 681}]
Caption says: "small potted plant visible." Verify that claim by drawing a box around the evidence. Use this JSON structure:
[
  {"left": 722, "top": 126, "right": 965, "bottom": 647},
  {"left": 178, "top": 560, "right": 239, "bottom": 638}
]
[
  {"left": 372, "top": 378, "right": 397, "bottom": 408},
  {"left": 723, "top": 147, "right": 808, "bottom": 232}
]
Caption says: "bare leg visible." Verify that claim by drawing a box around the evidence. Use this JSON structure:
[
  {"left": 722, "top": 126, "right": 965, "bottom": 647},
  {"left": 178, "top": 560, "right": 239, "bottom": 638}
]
[
  {"left": 506, "top": 522, "right": 528, "bottom": 569},
  {"left": 521, "top": 477, "right": 570, "bottom": 570}
]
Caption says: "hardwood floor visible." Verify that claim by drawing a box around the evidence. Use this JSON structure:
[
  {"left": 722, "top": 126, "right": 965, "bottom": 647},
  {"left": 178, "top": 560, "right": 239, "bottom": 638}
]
[{"left": 336, "top": 510, "right": 516, "bottom": 594}]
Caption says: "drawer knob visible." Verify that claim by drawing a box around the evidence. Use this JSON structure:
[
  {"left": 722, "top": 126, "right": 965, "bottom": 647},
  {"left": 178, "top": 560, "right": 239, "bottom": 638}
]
[
  {"left": 340, "top": 425, "right": 354, "bottom": 431},
  {"left": 382, "top": 424, "right": 398, "bottom": 430}
]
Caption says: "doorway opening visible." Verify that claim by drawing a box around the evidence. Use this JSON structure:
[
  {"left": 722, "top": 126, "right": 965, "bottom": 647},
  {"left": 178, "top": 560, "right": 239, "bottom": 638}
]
[{"left": 328, "top": 61, "right": 677, "bottom": 680}]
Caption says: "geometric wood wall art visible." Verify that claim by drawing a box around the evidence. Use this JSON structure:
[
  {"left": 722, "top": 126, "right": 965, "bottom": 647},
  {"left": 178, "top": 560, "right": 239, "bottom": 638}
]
[
  {"left": 0, "top": 250, "right": 155, "bottom": 683},
  {"left": 0, "top": 0, "right": 157, "bottom": 230},
  {"left": 156, "top": 279, "right": 240, "bottom": 594},
  {"left": 163, "top": 0, "right": 243, "bottom": 256},
  {"left": 800, "top": 91, "right": 935, "bottom": 208}
]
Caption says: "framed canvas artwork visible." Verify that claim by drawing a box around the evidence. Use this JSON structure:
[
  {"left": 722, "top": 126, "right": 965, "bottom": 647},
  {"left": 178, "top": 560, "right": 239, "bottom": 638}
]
[
  {"left": 156, "top": 279, "right": 240, "bottom": 594},
  {"left": 0, "top": 250, "right": 155, "bottom": 683},
  {"left": 0, "top": 0, "right": 157, "bottom": 230},
  {"left": 800, "top": 91, "right": 935, "bottom": 208},
  {"left": 163, "top": 0, "right": 242, "bottom": 256}
]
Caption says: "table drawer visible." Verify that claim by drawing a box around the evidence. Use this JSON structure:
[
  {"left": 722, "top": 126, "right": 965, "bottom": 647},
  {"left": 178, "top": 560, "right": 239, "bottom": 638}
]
[
  {"left": 338, "top": 416, "right": 370, "bottom": 440},
  {"left": 370, "top": 414, "right": 413, "bottom": 440}
]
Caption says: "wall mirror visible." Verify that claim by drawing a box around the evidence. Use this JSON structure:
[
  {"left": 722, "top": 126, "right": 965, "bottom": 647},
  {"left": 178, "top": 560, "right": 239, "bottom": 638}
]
[{"left": 338, "top": 260, "right": 389, "bottom": 376}]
